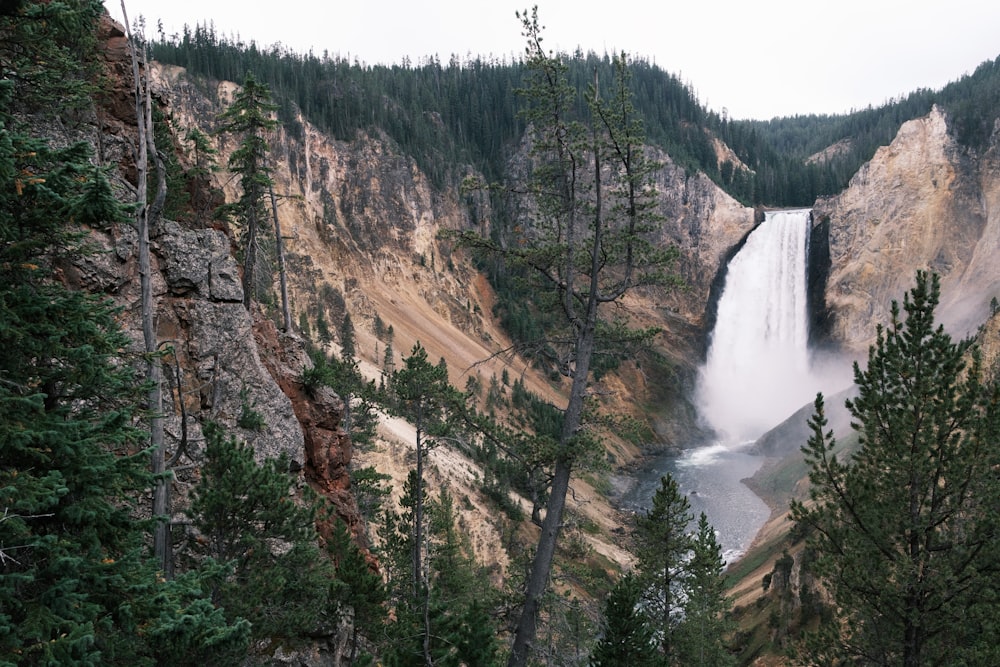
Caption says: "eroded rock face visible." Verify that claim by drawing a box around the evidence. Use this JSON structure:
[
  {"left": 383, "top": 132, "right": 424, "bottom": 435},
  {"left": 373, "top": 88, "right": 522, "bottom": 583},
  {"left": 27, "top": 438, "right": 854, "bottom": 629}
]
[
  {"left": 814, "top": 106, "right": 1000, "bottom": 353},
  {"left": 90, "top": 15, "right": 365, "bottom": 535},
  {"left": 647, "top": 147, "right": 757, "bottom": 328},
  {"left": 155, "top": 222, "right": 243, "bottom": 302},
  {"left": 71, "top": 218, "right": 306, "bottom": 467},
  {"left": 252, "top": 317, "right": 364, "bottom": 541}
]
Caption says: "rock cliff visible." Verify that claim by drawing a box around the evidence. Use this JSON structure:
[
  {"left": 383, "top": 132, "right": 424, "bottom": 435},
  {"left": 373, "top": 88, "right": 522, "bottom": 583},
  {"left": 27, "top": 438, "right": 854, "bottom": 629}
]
[
  {"left": 814, "top": 105, "right": 1000, "bottom": 354},
  {"left": 146, "top": 58, "right": 757, "bottom": 443},
  {"left": 87, "top": 16, "right": 363, "bottom": 540}
]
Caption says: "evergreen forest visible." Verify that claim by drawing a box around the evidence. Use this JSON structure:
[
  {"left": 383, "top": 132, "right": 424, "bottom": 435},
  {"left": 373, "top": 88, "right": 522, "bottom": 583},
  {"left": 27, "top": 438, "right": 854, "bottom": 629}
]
[{"left": 148, "top": 22, "right": 1000, "bottom": 206}]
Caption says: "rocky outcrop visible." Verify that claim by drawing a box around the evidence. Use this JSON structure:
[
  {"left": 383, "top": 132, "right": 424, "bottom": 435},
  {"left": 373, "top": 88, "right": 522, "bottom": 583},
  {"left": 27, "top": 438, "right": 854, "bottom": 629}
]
[
  {"left": 647, "top": 147, "right": 756, "bottom": 328},
  {"left": 85, "top": 15, "right": 362, "bottom": 532},
  {"left": 814, "top": 106, "right": 1000, "bottom": 353},
  {"left": 71, "top": 218, "right": 304, "bottom": 459},
  {"left": 153, "top": 231, "right": 305, "bottom": 464},
  {"left": 253, "top": 317, "right": 364, "bottom": 542}
]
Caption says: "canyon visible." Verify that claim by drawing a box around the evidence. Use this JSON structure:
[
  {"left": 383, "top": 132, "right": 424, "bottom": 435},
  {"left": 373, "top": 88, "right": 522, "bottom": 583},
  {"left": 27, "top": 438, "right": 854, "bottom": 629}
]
[{"left": 84, "top": 14, "right": 1000, "bottom": 661}]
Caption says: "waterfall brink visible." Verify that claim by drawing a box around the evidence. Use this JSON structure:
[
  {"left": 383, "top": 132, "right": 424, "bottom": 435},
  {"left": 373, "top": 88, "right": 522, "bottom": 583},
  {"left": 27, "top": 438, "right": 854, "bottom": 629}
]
[{"left": 697, "top": 209, "right": 815, "bottom": 443}]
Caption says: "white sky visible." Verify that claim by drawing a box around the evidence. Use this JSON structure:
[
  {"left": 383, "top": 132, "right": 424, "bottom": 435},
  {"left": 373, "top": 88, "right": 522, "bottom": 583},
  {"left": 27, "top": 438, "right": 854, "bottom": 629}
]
[{"left": 107, "top": 0, "right": 1000, "bottom": 120}]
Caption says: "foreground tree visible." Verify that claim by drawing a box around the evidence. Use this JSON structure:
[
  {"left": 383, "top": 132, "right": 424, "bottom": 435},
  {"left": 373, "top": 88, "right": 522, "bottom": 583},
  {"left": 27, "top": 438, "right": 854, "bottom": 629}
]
[
  {"left": 0, "top": 167, "right": 145, "bottom": 661},
  {"left": 675, "top": 513, "right": 736, "bottom": 667},
  {"left": 590, "top": 572, "right": 658, "bottom": 667},
  {"left": 633, "top": 474, "right": 692, "bottom": 661},
  {"left": 792, "top": 271, "right": 1000, "bottom": 666},
  {"left": 455, "top": 11, "right": 679, "bottom": 665},
  {"left": 389, "top": 343, "right": 462, "bottom": 665},
  {"left": 380, "top": 484, "right": 502, "bottom": 667},
  {"left": 186, "top": 423, "right": 336, "bottom": 642},
  {"left": 326, "top": 519, "right": 386, "bottom": 665}
]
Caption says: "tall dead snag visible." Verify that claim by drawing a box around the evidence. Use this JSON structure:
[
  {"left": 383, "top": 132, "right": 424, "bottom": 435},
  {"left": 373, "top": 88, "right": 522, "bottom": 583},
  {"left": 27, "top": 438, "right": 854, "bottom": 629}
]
[
  {"left": 121, "top": 1, "right": 170, "bottom": 575},
  {"left": 268, "top": 180, "right": 291, "bottom": 331}
]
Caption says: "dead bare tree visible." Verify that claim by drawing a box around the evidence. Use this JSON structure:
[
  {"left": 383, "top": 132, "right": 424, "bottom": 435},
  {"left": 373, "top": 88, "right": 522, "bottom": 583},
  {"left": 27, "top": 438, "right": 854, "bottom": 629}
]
[{"left": 121, "top": 1, "right": 171, "bottom": 576}]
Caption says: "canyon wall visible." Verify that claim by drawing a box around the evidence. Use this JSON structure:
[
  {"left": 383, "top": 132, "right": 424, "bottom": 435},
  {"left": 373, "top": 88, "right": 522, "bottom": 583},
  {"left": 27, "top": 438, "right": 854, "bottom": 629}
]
[
  {"left": 814, "top": 106, "right": 1000, "bottom": 355},
  {"left": 147, "top": 57, "right": 757, "bottom": 444}
]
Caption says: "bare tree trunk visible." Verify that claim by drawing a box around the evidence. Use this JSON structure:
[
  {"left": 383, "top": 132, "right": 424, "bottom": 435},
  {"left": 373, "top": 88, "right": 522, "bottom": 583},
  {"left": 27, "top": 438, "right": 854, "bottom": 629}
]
[
  {"left": 508, "top": 320, "right": 596, "bottom": 667},
  {"left": 122, "top": 1, "right": 170, "bottom": 575},
  {"left": 413, "top": 406, "right": 434, "bottom": 667},
  {"left": 268, "top": 182, "right": 291, "bottom": 331},
  {"left": 242, "top": 197, "right": 259, "bottom": 311}
]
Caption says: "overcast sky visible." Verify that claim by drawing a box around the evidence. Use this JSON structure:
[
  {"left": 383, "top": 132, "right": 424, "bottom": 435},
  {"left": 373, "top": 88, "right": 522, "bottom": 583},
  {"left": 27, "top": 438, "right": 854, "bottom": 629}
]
[{"left": 107, "top": 0, "right": 1000, "bottom": 120}]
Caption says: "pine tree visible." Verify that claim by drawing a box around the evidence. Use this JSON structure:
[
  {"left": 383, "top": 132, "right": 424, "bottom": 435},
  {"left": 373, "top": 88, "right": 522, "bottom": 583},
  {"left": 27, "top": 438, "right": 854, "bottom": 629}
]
[
  {"left": 182, "top": 126, "right": 220, "bottom": 220},
  {"left": 590, "top": 573, "right": 658, "bottom": 667},
  {"left": 633, "top": 474, "right": 693, "bottom": 661},
  {"left": 452, "top": 13, "right": 680, "bottom": 665},
  {"left": 1, "top": 0, "right": 102, "bottom": 116},
  {"left": 0, "top": 10, "right": 142, "bottom": 661},
  {"left": 791, "top": 271, "right": 1000, "bottom": 666},
  {"left": 380, "top": 485, "right": 502, "bottom": 667},
  {"left": 326, "top": 519, "right": 386, "bottom": 664},
  {"left": 390, "top": 343, "right": 461, "bottom": 665},
  {"left": 676, "top": 513, "right": 736, "bottom": 667},
  {"left": 378, "top": 472, "right": 424, "bottom": 666},
  {"left": 0, "top": 248, "right": 148, "bottom": 663},
  {"left": 315, "top": 308, "right": 333, "bottom": 344},
  {"left": 216, "top": 72, "right": 278, "bottom": 310},
  {"left": 184, "top": 126, "right": 218, "bottom": 178},
  {"left": 133, "top": 565, "right": 251, "bottom": 667},
  {"left": 334, "top": 312, "right": 362, "bottom": 436},
  {"left": 186, "top": 423, "right": 335, "bottom": 642},
  {"left": 428, "top": 488, "right": 502, "bottom": 666},
  {"left": 339, "top": 311, "right": 357, "bottom": 362},
  {"left": 302, "top": 344, "right": 380, "bottom": 449}
]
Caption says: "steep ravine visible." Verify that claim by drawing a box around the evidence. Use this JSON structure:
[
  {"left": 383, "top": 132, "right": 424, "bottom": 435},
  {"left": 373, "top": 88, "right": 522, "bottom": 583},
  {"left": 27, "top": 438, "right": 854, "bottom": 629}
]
[
  {"left": 143, "top": 48, "right": 763, "bottom": 572},
  {"left": 99, "top": 15, "right": 1000, "bottom": 664}
]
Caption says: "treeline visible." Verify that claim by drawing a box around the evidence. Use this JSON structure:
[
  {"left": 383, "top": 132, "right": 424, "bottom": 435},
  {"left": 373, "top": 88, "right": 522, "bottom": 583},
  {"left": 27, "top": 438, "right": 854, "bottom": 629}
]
[
  {"left": 148, "top": 24, "right": 721, "bottom": 190},
  {"left": 147, "top": 25, "right": 884, "bottom": 221},
  {"left": 141, "top": 23, "right": 779, "bottom": 204},
  {"left": 148, "top": 23, "right": 1000, "bottom": 208},
  {"left": 721, "top": 53, "right": 1000, "bottom": 204}
]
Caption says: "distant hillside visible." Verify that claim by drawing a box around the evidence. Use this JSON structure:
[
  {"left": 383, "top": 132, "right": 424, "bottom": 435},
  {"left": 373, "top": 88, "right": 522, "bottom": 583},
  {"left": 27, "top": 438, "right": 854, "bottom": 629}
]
[
  {"left": 150, "top": 25, "right": 1000, "bottom": 208},
  {"left": 725, "top": 55, "right": 1000, "bottom": 202}
]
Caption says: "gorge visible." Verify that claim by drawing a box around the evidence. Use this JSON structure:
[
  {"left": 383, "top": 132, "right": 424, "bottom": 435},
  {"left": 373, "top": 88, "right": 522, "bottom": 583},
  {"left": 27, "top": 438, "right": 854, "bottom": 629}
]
[
  {"left": 17, "top": 12, "right": 1000, "bottom": 663},
  {"left": 138, "top": 32, "right": 1000, "bottom": 591}
]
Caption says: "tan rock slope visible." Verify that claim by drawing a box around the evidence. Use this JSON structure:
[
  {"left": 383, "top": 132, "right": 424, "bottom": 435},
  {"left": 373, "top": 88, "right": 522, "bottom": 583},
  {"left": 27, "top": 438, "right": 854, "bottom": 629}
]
[{"left": 815, "top": 106, "right": 1000, "bottom": 354}]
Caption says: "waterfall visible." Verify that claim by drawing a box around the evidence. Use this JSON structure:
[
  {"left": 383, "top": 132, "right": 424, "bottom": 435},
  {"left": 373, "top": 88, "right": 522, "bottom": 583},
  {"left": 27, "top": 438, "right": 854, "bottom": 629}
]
[
  {"left": 696, "top": 209, "right": 815, "bottom": 444},
  {"left": 625, "top": 208, "right": 844, "bottom": 563}
]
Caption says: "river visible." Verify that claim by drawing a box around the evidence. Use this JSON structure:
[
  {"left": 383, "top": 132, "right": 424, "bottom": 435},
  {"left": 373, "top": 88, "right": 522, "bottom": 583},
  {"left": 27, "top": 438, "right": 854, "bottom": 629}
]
[{"left": 622, "top": 442, "right": 770, "bottom": 564}]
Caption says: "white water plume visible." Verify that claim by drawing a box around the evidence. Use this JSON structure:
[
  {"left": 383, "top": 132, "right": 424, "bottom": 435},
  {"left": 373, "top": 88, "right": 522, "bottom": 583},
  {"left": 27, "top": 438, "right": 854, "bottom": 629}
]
[{"left": 696, "top": 209, "right": 830, "bottom": 444}]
